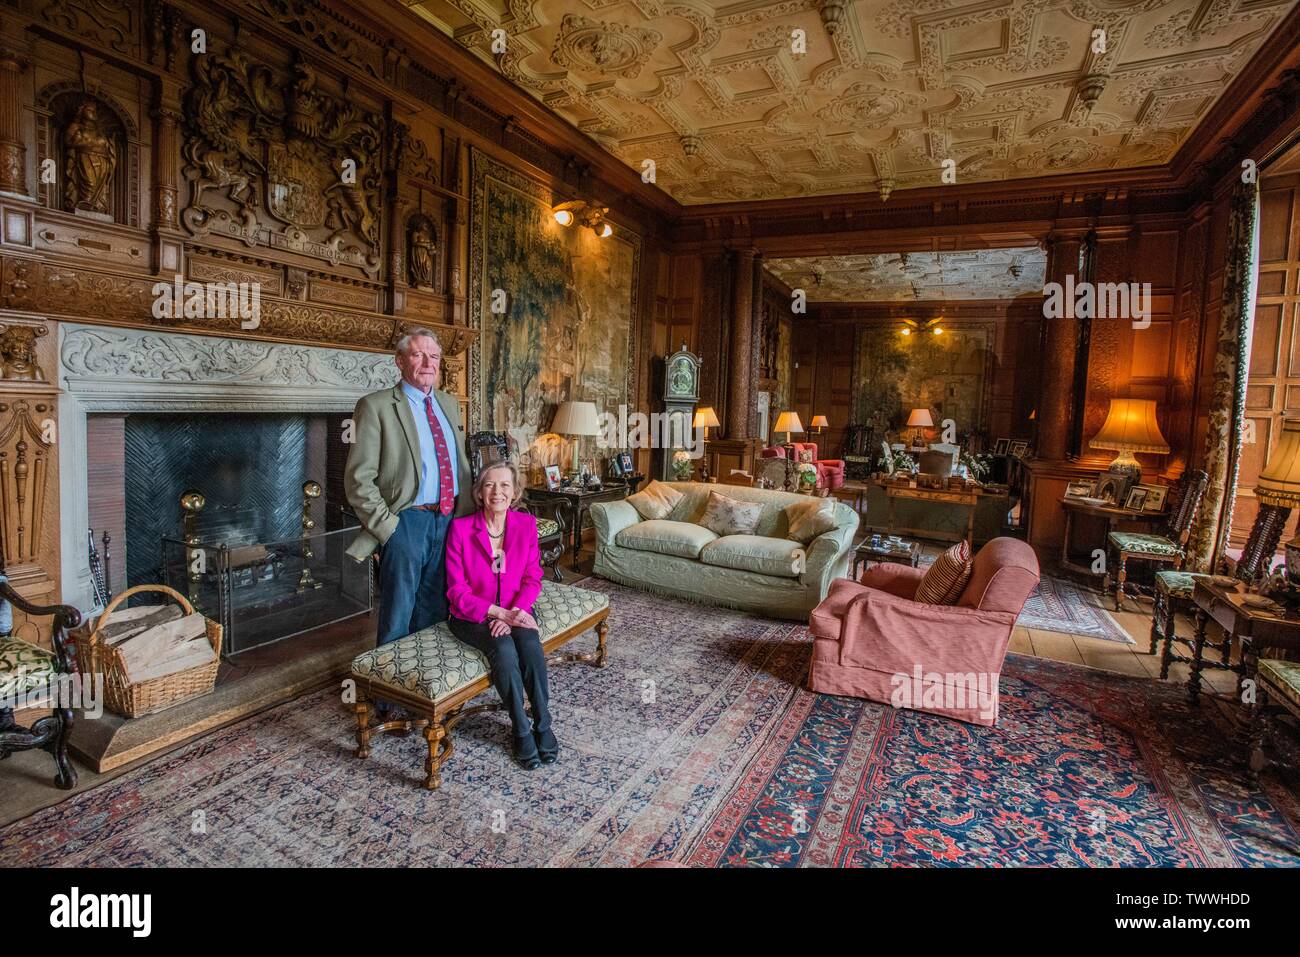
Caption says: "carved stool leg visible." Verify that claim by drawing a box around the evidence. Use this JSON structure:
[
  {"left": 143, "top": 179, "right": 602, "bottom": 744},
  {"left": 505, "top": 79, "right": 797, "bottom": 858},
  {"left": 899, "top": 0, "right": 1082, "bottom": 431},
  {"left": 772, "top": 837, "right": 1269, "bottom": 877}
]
[
  {"left": 1159, "top": 598, "right": 1177, "bottom": 679},
  {"left": 594, "top": 618, "right": 609, "bottom": 669},
  {"left": 424, "top": 721, "right": 449, "bottom": 791},
  {"left": 354, "top": 697, "right": 372, "bottom": 759},
  {"left": 1115, "top": 552, "right": 1128, "bottom": 612}
]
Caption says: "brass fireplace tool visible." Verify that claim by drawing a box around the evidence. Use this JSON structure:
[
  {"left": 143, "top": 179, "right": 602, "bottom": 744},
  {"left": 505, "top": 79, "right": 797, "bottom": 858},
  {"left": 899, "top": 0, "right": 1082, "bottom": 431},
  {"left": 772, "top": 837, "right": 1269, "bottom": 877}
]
[
  {"left": 180, "top": 489, "right": 206, "bottom": 610},
  {"left": 297, "top": 480, "right": 323, "bottom": 593}
]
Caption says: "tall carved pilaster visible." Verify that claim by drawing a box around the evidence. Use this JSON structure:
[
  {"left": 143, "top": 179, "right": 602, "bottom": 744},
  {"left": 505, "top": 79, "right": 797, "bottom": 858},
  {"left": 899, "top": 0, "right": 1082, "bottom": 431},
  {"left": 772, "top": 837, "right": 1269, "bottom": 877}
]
[
  {"left": 727, "top": 247, "right": 756, "bottom": 439},
  {"left": 151, "top": 104, "right": 181, "bottom": 230},
  {"left": 1037, "top": 231, "right": 1086, "bottom": 461},
  {"left": 0, "top": 49, "right": 28, "bottom": 197}
]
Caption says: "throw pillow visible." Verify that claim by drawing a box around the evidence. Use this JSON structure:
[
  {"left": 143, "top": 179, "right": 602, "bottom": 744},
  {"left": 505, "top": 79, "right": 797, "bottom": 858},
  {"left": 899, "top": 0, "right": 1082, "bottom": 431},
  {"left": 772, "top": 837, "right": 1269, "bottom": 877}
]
[
  {"left": 699, "top": 490, "right": 764, "bottom": 537},
  {"left": 626, "top": 480, "right": 684, "bottom": 521},
  {"left": 797, "top": 448, "right": 815, "bottom": 464},
  {"left": 914, "top": 540, "right": 973, "bottom": 605},
  {"left": 785, "top": 498, "right": 837, "bottom": 544}
]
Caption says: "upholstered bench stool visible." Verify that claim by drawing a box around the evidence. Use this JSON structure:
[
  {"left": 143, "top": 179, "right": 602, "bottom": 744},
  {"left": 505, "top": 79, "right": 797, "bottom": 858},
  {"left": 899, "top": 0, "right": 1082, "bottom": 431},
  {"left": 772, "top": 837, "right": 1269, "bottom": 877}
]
[{"left": 349, "top": 581, "right": 610, "bottom": 790}]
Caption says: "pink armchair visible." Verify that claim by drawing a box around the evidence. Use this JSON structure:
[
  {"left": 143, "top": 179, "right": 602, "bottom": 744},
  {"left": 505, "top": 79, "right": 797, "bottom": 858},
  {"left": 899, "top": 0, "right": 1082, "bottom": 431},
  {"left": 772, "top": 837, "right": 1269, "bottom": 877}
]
[
  {"left": 760, "top": 442, "right": 846, "bottom": 490},
  {"left": 807, "top": 538, "right": 1039, "bottom": 726}
]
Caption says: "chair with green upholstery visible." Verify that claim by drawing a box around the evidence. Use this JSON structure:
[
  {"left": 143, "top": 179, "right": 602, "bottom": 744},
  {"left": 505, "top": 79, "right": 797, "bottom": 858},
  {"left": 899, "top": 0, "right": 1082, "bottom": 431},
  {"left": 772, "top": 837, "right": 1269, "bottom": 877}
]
[
  {"left": 1108, "top": 469, "right": 1208, "bottom": 612},
  {"left": 0, "top": 563, "right": 82, "bottom": 789}
]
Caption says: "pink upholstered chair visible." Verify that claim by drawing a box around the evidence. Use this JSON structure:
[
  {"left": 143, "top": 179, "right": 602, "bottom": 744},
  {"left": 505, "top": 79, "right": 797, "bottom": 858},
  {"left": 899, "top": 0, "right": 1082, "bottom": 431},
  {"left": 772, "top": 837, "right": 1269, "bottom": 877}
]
[
  {"left": 760, "top": 441, "right": 846, "bottom": 490},
  {"left": 806, "top": 538, "right": 1040, "bottom": 727}
]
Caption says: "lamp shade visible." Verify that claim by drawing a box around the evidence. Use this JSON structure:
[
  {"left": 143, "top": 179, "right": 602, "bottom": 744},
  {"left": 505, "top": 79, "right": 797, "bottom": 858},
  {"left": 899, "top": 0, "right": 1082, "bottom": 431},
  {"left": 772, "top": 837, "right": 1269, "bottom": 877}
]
[
  {"left": 1089, "top": 398, "right": 1169, "bottom": 454},
  {"left": 1257, "top": 418, "right": 1300, "bottom": 507},
  {"left": 810, "top": 415, "right": 829, "bottom": 429},
  {"left": 551, "top": 400, "right": 599, "bottom": 436},
  {"left": 906, "top": 408, "right": 935, "bottom": 428},
  {"left": 692, "top": 406, "right": 721, "bottom": 429},
  {"left": 774, "top": 411, "right": 804, "bottom": 435}
]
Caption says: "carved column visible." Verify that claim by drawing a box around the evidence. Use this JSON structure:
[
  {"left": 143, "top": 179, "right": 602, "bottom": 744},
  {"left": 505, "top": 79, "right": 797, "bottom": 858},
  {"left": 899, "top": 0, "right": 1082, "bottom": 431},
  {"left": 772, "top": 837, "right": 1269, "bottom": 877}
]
[
  {"left": 0, "top": 48, "right": 28, "bottom": 197},
  {"left": 1037, "top": 231, "right": 1086, "bottom": 461},
  {"left": 727, "top": 247, "right": 756, "bottom": 439},
  {"left": 151, "top": 105, "right": 181, "bottom": 230}
]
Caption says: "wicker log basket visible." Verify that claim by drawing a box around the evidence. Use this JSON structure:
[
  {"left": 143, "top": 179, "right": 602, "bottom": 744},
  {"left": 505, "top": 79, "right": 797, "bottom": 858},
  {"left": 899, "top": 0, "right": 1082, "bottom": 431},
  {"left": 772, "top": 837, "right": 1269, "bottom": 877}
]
[{"left": 84, "top": 584, "right": 222, "bottom": 718}]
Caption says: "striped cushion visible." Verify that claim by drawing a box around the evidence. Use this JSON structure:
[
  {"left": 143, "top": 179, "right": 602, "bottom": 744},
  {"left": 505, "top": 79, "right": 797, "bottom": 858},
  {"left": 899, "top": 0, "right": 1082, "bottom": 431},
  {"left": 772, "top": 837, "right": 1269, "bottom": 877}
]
[{"left": 914, "top": 540, "right": 973, "bottom": 605}]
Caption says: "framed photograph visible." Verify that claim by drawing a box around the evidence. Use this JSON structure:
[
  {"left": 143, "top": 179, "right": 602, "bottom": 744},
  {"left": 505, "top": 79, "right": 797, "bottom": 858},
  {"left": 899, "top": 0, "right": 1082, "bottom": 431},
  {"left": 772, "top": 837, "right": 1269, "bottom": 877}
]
[
  {"left": 1095, "top": 472, "right": 1133, "bottom": 507},
  {"left": 1009, "top": 441, "right": 1028, "bottom": 457},
  {"left": 617, "top": 452, "right": 634, "bottom": 476},
  {"left": 544, "top": 465, "right": 562, "bottom": 490},
  {"left": 1141, "top": 484, "right": 1168, "bottom": 513},
  {"left": 1124, "top": 487, "right": 1148, "bottom": 511},
  {"left": 1065, "top": 480, "right": 1095, "bottom": 499},
  {"left": 994, "top": 438, "right": 1010, "bottom": 455}
]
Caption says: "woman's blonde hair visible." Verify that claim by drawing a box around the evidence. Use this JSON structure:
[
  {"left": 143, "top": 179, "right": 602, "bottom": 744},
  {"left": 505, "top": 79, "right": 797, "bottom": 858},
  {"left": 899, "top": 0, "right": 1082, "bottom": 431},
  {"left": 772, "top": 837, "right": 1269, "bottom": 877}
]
[{"left": 472, "top": 460, "right": 525, "bottom": 509}]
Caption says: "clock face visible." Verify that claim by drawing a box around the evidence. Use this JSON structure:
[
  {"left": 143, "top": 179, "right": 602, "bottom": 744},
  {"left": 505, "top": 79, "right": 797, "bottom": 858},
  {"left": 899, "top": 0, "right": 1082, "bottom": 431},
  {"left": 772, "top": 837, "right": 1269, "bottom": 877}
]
[{"left": 668, "top": 357, "right": 695, "bottom": 397}]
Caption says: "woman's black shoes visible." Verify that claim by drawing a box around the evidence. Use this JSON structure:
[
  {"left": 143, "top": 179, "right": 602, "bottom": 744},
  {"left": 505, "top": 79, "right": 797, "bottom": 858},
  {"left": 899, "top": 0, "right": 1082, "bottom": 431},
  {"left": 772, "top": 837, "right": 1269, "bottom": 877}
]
[
  {"left": 535, "top": 728, "right": 559, "bottom": 764},
  {"left": 513, "top": 732, "right": 541, "bottom": 770}
]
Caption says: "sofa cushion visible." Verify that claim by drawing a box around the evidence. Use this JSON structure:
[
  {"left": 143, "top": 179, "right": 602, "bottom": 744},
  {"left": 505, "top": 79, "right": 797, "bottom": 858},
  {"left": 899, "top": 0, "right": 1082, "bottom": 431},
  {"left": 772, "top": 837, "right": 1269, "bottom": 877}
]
[
  {"left": 616, "top": 519, "right": 718, "bottom": 559},
  {"left": 915, "top": 540, "right": 973, "bottom": 604},
  {"left": 701, "top": 535, "right": 806, "bottom": 579},
  {"left": 1260, "top": 658, "right": 1300, "bottom": 711},
  {"left": 1108, "top": 531, "right": 1182, "bottom": 557},
  {"left": 785, "top": 498, "right": 838, "bottom": 544},
  {"left": 699, "top": 490, "right": 764, "bottom": 537},
  {"left": 626, "top": 480, "right": 684, "bottom": 521}
]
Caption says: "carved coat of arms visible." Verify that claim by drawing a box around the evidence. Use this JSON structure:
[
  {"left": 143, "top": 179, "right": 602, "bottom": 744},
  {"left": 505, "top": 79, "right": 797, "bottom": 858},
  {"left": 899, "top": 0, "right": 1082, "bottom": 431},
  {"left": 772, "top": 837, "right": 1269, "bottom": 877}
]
[{"left": 181, "top": 49, "right": 381, "bottom": 274}]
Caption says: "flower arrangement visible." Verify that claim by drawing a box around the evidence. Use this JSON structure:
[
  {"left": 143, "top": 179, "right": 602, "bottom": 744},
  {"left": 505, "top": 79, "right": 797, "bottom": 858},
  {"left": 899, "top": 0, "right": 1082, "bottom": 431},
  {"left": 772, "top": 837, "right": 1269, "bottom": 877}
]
[
  {"left": 796, "top": 462, "right": 818, "bottom": 489},
  {"left": 960, "top": 451, "right": 992, "bottom": 481},
  {"left": 890, "top": 451, "right": 916, "bottom": 474},
  {"left": 671, "top": 450, "right": 695, "bottom": 481}
]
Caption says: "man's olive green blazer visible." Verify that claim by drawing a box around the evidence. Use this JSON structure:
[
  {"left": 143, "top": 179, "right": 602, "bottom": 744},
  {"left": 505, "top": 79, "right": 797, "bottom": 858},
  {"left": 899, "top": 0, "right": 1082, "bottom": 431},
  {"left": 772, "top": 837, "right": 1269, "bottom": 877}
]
[{"left": 343, "top": 383, "right": 474, "bottom": 561}]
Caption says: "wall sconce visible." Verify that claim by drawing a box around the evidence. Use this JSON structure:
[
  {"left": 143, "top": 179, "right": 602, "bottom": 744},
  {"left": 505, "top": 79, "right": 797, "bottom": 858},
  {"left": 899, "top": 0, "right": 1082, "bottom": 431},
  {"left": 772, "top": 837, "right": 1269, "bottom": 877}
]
[{"left": 553, "top": 200, "right": 613, "bottom": 238}]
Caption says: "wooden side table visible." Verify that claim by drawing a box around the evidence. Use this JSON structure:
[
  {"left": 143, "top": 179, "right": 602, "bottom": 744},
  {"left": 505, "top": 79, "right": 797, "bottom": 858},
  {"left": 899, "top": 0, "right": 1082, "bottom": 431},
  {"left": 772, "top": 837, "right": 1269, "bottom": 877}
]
[
  {"left": 875, "top": 480, "right": 978, "bottom": 544},
  {"left": 525, "top": 482, "right": 635, "bottom": 570}
]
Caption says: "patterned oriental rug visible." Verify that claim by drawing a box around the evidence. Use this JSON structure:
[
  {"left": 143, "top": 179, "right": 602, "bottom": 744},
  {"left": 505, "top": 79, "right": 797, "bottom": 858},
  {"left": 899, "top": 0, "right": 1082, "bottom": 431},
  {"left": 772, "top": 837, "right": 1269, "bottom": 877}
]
[
  {"left": 1018, "top": 577, "right": 1134, "bottom": 645},
  {"left": 1, "top": 581, "right": 1295, "bottom": 867}
]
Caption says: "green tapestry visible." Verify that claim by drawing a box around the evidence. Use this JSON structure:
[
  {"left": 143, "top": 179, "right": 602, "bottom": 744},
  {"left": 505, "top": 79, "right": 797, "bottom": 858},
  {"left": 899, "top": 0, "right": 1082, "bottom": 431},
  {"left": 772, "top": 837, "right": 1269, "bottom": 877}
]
[
  {"left": 469, "top": 151, "right": 640, "bottom": 474},
  {"left": 852, "top": 322, "right": 993, "bottom": 433}
]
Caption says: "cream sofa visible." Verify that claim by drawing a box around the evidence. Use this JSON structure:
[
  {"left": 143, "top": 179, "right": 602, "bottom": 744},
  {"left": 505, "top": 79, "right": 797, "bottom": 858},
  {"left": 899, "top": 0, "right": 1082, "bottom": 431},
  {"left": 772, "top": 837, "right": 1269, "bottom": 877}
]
[{"left": 590, "top": 482, "right": 858, "bottom": 620}]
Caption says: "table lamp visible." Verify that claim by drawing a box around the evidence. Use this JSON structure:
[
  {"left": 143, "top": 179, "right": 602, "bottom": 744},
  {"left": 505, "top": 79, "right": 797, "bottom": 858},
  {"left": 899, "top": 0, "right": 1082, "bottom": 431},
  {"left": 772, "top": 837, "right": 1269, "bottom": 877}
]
[
  {"left": 774, "top": 410, "right": 804, "bottom": 491},
  {"left": 810, "top": 414, "right": 828, "bottom": 436},
  {"left": 906, "top": 408, "right": 934, "bottom": 448},
  {"left": 552, "top": 400, "right": 600, "bottom": 473},
  {"left": 1255, "top": 418, "right": 1300, "bottom": 586},
  {"left": 1089, "top": 398, "right": 1168, "bottom": 481},
  {"left": 692, "top": 406, "right": 721, "bottom": 481}
]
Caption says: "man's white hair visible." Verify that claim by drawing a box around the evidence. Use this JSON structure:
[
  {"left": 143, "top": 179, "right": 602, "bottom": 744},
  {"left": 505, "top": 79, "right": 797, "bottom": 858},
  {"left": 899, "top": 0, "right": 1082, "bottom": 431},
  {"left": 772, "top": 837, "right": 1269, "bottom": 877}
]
[{"left": 395, "top": 327, "right": 442, "bottom": 356}]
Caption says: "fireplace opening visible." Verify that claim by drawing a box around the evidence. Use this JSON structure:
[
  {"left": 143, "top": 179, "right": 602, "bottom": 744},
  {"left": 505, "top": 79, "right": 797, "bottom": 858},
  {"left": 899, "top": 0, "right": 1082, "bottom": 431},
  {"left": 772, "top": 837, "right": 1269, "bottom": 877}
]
[{"left": 88, "top": 410, "right": 370, "bottom": 656}]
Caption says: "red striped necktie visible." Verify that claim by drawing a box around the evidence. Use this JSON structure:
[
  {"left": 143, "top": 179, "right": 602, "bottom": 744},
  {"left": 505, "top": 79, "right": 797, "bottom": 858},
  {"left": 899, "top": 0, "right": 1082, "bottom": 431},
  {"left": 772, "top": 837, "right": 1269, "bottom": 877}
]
[{"left": 423, "top": 395, "right": 456, "bottom": 515}]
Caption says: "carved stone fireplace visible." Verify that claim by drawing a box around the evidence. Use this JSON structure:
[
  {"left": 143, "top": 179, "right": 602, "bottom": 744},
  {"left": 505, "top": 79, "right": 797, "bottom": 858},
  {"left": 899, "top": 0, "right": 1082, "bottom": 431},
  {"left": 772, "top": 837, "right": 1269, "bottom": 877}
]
[{"left": 58, "top": 323, "right": 399, "bottom": 615}]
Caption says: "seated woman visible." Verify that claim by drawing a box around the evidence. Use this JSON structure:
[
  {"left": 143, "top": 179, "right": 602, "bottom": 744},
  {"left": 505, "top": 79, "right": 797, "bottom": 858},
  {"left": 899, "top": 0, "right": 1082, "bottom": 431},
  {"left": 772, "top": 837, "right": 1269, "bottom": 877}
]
[{"left": 444, "top": 461, "right": 556, "bottom": 770}]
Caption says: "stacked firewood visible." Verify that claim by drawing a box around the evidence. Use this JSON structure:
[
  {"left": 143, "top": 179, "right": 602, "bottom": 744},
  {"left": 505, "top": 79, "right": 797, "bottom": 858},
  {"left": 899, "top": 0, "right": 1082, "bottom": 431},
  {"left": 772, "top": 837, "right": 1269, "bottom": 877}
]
[{"left": 94, "top": 604, "right": 217, "bottom": 684}]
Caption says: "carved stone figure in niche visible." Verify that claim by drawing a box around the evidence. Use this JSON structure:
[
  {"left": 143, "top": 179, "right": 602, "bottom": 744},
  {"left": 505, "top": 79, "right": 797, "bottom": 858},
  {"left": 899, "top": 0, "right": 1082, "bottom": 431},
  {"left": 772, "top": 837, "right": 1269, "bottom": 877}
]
[
  {"left": 63, "top": 99, "right": 118, "bottom": 215},
  {"left": 0, "top": 326, "right": 47, "bottom": 381},
  {"left": 408, "top": 218, "right": 436, "bottom": 288}
]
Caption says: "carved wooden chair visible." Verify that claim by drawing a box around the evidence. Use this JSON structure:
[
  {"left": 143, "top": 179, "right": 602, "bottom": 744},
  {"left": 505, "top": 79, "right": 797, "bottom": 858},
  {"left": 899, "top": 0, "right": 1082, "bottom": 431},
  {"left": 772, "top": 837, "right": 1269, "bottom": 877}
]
[
  {"left": 467, "top": 431, "right": 566, "bottom": 582},
  {"left": 0, "top": 556, "right": 83, "bottom": 789},
  {"left": 1107, "top": 469, "right": 1209, "bottom": 612},
  {"left": 1152, "top": 500, "right": 1290, "bottom": 682}
]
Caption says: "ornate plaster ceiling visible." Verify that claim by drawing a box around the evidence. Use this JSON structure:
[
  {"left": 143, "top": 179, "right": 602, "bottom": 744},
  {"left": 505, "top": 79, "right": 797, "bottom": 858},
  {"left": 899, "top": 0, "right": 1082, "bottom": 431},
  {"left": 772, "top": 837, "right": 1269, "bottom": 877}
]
[
  {"left": 405, "top": 0, "right": 1297, "bottom": 205},
  {"left": 765, "top": 247, "right": 1047, "bottom": 300}
]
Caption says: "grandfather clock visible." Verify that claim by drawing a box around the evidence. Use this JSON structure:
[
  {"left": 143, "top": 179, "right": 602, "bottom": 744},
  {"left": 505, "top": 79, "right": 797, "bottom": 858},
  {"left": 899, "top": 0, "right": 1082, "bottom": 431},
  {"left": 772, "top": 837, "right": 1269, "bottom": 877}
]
[{"left": 654, "top": 344, "right": 701, "bottom": 481}]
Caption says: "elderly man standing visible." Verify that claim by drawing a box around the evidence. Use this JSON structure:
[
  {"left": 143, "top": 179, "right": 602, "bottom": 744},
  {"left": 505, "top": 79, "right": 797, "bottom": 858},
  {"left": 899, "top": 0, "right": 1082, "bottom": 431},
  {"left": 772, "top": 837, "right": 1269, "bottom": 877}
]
[{"left": 345, "top": 328, "right": 473, "bottom": 711}]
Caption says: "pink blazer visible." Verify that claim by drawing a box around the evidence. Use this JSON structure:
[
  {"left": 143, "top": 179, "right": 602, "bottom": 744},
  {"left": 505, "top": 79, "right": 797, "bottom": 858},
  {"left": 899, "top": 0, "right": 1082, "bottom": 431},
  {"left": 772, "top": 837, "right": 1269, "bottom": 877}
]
[{"left": 445, "top": 509, "right": 543, "bottom": 623}]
